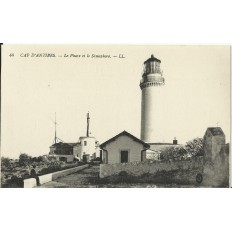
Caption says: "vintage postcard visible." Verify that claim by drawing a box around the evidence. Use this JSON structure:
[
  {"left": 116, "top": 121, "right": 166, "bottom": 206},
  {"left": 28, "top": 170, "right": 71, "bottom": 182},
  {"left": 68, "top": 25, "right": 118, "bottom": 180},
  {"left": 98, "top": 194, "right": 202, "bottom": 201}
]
[{"left": 0, "top": 45, "right": 230, "bottom": 188}]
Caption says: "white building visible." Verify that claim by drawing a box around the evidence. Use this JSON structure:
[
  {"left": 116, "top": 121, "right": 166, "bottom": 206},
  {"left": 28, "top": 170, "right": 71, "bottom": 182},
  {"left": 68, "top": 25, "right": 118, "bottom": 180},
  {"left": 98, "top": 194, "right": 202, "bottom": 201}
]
[
  {"left": 100, "top": 131, "right": 150, "bottom": 164},
  {"left": 73, "top": 112, "right": 100, "bottom": 162},
  {"left": 49, "top": 112, "right": 100, "bottom": 162},
  {"left": 73, "top": 136, "right": 100, "bottom": 162}
]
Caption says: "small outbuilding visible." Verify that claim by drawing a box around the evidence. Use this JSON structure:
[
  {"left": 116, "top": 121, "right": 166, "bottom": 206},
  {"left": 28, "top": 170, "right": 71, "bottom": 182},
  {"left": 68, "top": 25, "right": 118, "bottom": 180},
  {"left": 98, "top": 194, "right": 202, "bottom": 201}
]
[
  {"left": 73, "top": 136, "right": 100, "bottom": 162},
  {"left": 49, "top": 142, "right": 76, "bottom": 162},
  {"left": 100, "top": 131, "right": 150, "bottom": 164}
]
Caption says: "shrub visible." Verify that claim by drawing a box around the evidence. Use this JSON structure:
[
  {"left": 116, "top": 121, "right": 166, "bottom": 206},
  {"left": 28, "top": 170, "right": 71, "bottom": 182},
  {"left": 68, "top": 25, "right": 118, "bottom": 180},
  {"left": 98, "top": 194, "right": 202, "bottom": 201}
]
[
  {"left": 19, "top": 153, "right": 32, "bottom": 166},
  {"left": 1, "top": 157, "right": 11, "bottom": 170},
  {"left": 161, "top": 146, "right": 187, "bottom": 161},
  {"left": 185, "top": 138, "right": 204, "bottom": 157}
]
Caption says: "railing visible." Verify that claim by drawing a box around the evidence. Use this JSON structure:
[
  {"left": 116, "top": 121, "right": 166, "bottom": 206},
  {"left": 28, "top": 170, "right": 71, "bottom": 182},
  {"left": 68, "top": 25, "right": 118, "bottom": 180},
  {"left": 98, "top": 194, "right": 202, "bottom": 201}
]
[{"left": 140, "top": 80, "right": 165, "bottom": 89}]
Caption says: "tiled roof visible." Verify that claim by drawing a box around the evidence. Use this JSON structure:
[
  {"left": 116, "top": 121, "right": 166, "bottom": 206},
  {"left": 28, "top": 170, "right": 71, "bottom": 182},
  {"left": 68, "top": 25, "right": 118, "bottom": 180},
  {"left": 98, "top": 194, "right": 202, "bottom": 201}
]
[
  {"left": 50, "top": 142, "right": 77, "bottom": 147},
  {"left": 148, "top": 143, "right": 174, "bottom": 145},
  {"left": 67, "top": 143, "right": 78, "bottom": 146},
  {"left": 100, "top": 130, "right": 150, "bottom": 149}
]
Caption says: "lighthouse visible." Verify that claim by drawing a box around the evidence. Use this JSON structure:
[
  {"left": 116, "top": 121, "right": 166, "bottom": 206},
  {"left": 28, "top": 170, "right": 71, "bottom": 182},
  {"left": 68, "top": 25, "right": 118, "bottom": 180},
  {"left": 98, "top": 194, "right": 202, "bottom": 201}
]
[{"left": 140, "top": 54, "right": 165, "bottom": 143}]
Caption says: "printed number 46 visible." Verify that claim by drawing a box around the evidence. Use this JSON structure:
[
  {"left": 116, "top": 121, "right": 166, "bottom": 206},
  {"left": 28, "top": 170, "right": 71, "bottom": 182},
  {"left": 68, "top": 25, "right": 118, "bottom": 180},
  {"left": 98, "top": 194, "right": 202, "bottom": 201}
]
[{"left": 9, "top": 53, "right": 14, "bottom": 57}]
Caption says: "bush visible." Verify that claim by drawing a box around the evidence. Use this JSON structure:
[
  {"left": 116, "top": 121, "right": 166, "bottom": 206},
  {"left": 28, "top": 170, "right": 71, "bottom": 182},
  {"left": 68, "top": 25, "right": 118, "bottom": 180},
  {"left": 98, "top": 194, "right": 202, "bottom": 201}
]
[
  {"left": 160, "top": 139, "right": 204, "bottom": 161},
  {"left": 19, "top": 153, "right": 32, "bottom": 166},
  {"left": 38, "top": 160, "right": 80, "bottom": 175},
  {"left": 185, "top": 138, "right": 204, "bottom": 157},
  {"left": 4, "top": 176, "right": 24, "bottom": 188},
  {"left": 12, "top": 176, "right": 24, "bottom": 188},
  {"left": 1, "top": 157, "right": 11, "bottom": 170},
  {"left": 161, "top": 146, "right": 187, "bottom": 161},
  {"left": 1, "top": 173, "right": 7, "bottom": 187}
]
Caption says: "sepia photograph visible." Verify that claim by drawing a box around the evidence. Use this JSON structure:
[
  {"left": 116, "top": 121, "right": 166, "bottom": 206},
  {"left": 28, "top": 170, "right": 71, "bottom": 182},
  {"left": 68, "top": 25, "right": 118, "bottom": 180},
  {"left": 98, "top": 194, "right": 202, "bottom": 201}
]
[
  {"left": 1, "top": 2, "right": 232, "bottom": 232},
  {"left": 0, "top": 44, "right": 230, "bottom": 188}
]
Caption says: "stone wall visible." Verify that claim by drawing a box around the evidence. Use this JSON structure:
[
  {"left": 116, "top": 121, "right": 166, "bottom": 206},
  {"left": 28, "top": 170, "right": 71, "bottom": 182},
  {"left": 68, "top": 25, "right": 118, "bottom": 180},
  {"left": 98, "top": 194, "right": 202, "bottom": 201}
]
[
  {"left": 100, "top": 127, "right": 230, "bottom": 187},
  {"left": 100, "top": 158, "right": 203, "bottom": 184}
]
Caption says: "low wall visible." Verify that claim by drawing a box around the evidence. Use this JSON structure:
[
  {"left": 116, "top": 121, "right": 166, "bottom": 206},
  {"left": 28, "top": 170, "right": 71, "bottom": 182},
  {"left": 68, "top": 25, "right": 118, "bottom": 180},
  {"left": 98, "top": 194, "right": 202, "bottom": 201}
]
[
  {"left": 24, "top": 164, "right": 89, "bottom": 188},
  {"left": 100, "top": 158, "right": 203, "bottom": 184},
  {"left": 50, "top": 164, "right": 89, "bottom": 180},
  {"left": 24, "top": 178, "right": 37, "bottom": 188}
]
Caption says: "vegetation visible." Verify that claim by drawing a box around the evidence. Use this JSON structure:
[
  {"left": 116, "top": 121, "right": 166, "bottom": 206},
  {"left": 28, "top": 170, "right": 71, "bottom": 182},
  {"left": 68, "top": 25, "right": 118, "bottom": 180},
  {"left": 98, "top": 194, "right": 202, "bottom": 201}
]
[
  {"left": 38, "top": 160, "right": 80, "bottom": 175},
  {"left": 160, "top": 138, "right": 204, "bottom": 161},
  {"left": 19, "top": 153, "right": 32, "bottom": 166},
  {"left": 185, "top": 138, "right": 204, "bottom": 157},
  {"left": 1, "top": 157, "right": 11, "bottom": 169},
  {"left": 1, "top": 154, "right": 83, "bottom": 188},
  {"left": 160, "top": 146, "right": 187, "bottom": 161}
]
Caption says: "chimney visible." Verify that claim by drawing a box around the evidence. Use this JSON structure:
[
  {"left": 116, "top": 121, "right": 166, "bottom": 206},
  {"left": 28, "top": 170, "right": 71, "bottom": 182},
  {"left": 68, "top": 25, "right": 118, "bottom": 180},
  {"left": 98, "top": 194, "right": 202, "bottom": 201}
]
[{"left": 173, "top": 137, "right": 178, "bottom": 145}]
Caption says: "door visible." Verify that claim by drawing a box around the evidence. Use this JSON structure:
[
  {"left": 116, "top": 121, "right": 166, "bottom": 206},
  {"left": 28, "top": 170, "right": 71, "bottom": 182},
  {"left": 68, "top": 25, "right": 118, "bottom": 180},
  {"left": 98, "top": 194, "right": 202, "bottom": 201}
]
[
  {"left": 83, "top": 155, "right": 89, "bottom": 163},
  {"left": 83, "top": 155, "right": 87, "bottom": 163},
  {"left": 121, "top": 151, "right": 128, "bottom": 163}
]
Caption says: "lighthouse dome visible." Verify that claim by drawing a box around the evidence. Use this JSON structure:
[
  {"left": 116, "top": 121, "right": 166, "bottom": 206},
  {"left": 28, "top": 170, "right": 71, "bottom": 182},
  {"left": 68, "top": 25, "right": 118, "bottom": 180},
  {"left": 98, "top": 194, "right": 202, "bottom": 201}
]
[{"left": 144, "top": 54, "right": 161, "bottom": 64}]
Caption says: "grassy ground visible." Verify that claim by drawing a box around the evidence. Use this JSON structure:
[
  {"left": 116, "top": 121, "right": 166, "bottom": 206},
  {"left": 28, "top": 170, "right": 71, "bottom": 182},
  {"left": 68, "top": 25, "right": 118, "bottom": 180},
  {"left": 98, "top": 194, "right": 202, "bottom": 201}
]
[{"left": 38, "top": 164, "right": 201, "bottom": 188}]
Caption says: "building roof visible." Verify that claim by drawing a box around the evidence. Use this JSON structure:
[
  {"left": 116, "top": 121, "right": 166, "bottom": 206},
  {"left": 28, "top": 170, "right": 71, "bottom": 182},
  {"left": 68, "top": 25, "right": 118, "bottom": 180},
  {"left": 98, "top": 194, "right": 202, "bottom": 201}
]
[
  {"left": 50, "top": 142, "right": 77, "bottom": 148},
  {"left": 79, "top": 136, "right": 96, "bottom": 139},
  {"left": 206, "top": 127, "right": 225, "bottom": 136},
  {"left": 148, "top": 142, "right": 174, "bottom": 145},
  {"left": 144, "top": 54, "right": 161, "bottom": 64},
  {"left": 67, "top": 143, "right": 78, "bottom": 146},
  {"left": 100, "top": 130, "right": 150, "bottom": 149}
]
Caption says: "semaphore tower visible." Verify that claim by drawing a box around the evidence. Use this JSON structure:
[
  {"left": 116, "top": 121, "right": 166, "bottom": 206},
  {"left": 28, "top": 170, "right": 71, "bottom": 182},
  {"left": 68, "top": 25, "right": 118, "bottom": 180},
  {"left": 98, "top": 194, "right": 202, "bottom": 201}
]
[{"left": 140, "top": 54, "right": 165, "bottom": 143}]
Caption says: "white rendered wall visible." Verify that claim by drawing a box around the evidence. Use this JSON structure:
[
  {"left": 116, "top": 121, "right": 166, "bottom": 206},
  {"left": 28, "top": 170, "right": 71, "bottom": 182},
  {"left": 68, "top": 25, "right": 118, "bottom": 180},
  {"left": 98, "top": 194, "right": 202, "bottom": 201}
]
[
  {"left": 74, "top": 137, "right": 96, "bottom": 160},
  {"left": 141, "top": 84, "right": 166, "bottom": 143},
  {"left": 103, "top": 135, "right": 144, "bottom": 164}
]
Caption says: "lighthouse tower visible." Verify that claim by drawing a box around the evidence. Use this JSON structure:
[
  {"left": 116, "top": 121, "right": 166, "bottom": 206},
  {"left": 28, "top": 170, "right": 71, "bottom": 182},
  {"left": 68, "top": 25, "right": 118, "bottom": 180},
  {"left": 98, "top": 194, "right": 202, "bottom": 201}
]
[{"left": 140, "top": 54, "right": 165, "bottom": 143}]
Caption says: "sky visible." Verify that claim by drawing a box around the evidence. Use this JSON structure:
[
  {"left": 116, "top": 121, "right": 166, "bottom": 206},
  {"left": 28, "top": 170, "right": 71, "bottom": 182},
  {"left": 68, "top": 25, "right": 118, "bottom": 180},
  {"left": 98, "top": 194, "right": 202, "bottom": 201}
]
[{"left": 1, "top": 45, "right": 230, "bottom": 159}]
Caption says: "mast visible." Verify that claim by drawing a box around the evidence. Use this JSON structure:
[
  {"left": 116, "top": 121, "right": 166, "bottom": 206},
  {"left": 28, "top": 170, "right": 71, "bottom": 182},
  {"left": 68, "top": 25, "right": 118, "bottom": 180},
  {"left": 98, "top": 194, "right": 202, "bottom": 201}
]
[
  {"left": 86, "top": 112, "right": 90, "bottom": 137},
  {"left": 55, "top": 112, "right": 57, "bottom": 144},
  {"left": 52, "top": 112, "right": 63, "bottom": 144}
]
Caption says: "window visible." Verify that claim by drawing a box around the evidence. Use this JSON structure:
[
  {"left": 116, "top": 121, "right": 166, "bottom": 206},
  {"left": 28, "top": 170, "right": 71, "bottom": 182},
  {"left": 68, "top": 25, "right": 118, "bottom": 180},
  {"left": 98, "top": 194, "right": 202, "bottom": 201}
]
[
  {"left": 84, "top": 141, "right": 87, "bottom": 146},
  {"left": 150, "top": 61, "right": 154, "bottom": 73}
]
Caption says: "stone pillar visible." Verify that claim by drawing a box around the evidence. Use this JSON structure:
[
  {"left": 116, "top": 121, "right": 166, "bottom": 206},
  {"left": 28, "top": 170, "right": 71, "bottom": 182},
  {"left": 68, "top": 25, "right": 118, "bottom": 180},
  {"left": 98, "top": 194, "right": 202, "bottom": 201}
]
[{"left": 203, "top": 127, "right": 229, "bottom": 187}]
